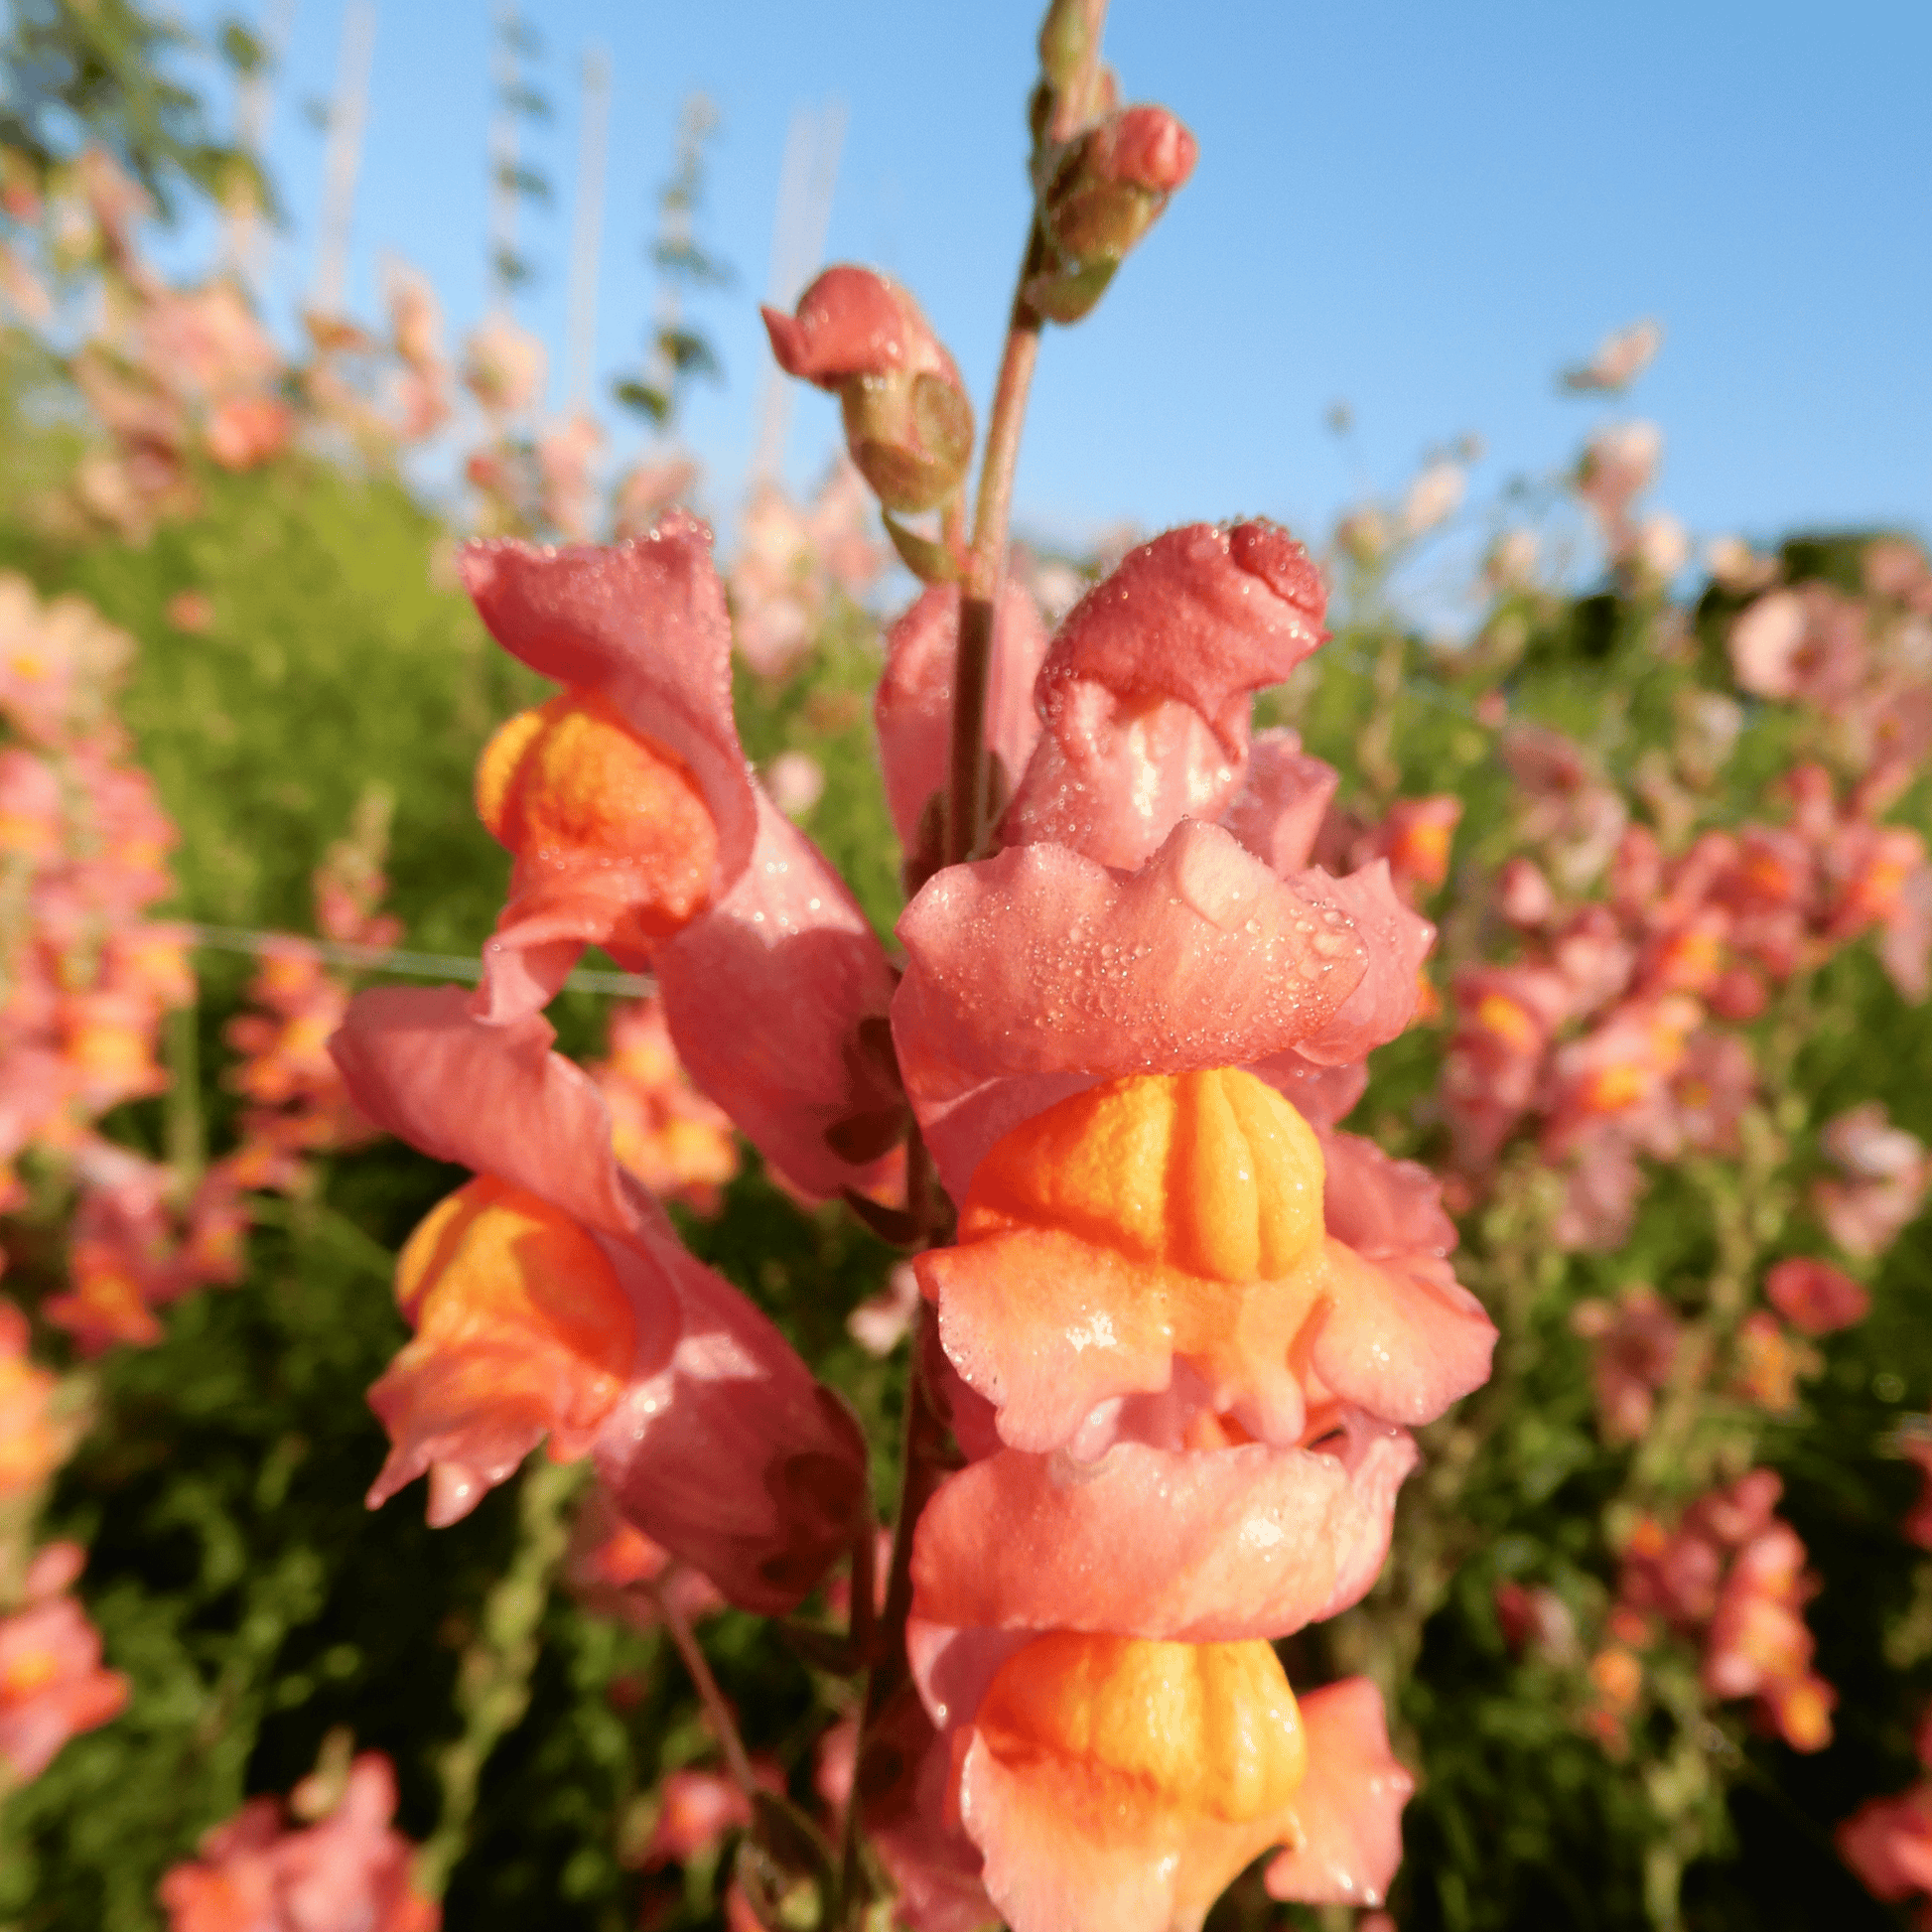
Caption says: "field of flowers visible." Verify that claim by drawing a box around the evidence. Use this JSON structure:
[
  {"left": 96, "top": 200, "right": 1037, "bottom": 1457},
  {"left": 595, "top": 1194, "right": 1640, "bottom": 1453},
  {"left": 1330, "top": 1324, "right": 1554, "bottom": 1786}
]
[{"left": 1, "top": 6, "right": 1929, "bottom": 1932}]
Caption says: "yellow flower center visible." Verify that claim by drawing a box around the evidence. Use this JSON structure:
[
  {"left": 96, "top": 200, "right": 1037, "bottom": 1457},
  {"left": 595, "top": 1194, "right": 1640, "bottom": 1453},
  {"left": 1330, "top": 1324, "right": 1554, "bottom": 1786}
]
[{"left": 978, "top": 1633, "right": 1308, "bottom": 1824}]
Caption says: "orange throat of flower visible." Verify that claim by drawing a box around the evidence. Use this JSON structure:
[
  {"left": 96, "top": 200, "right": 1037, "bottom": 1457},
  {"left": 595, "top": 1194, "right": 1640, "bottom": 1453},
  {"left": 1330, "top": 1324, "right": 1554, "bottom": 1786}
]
[{"left": 475, "top": 687, "right": 719, "bottom": 949}]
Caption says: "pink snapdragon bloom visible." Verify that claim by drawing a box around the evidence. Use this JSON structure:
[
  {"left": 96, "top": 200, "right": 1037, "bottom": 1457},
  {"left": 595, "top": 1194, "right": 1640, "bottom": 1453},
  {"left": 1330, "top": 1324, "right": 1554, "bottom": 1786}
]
[
  {"left": 1571, "top": 1285, "right": 1681, "bottom": 1445},
  {"left": 1764, "top": 1257, "right": 1870, "bottom": 1335},
  {"left": 1615, "top": 1472, "right": 1834, "bottom": 1752},
  {"left": 868, "top": 518, "right": 1491, "bottom": 1930},
  {"left": 459, "top": 516, "right": 901, "bottom": 1200},
  {"left": 157, "top": 1752, "right": 438, "bottom": 1932},
  {"left": 1814, "top": 1103, "right": 1929, "bottom": 1259},
  {"left": 0, "top": 1548, "right": 128, "bottom": 1784},
  {"left": 331, "top": 986, "right": 867, "bottom": 1613}
]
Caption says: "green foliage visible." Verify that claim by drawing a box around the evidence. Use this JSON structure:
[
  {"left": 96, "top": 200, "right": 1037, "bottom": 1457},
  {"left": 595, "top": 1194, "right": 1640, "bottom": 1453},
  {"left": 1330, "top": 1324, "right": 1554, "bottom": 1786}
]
[{"left": 0, "top": 0, "right": 262, "bottom": 218}]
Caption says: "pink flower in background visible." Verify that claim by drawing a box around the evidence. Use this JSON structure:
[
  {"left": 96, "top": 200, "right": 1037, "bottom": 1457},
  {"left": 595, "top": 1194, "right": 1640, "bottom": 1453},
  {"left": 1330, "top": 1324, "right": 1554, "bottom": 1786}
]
[
  {"left": 586, "top": 997, "right": 739, "bottom": 1215},
  {"left": 1764, "top": 1257, "right": 1869, "bottom": 1335},
  {"left": 157, "top": 1753, "right": 439, "bottom": 1932},
  {"left": 1562, "top": 318, "right": 1664, "bottom": 394},
  {"left": 1814, "top": 1103, "right": 1929, "bottom": 1259},
  {"left": 0, "top": 1549, "right": 128, "bottom": 1784},
  {"left": 1571, "top": 1285, "right": 1681, "bottom": 1445},
  {"left": 463, "top": 317, "right": 546, "bottom": 417}
]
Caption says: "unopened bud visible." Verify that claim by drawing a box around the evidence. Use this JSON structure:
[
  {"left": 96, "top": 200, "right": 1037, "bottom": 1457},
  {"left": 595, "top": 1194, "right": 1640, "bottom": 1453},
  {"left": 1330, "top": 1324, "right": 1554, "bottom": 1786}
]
[
  {"left": 1030, "top": 105, "right": 1198, "bottom": 323},
  {"left": 762, "top": 268, "right": 974, "bottom": 513}
]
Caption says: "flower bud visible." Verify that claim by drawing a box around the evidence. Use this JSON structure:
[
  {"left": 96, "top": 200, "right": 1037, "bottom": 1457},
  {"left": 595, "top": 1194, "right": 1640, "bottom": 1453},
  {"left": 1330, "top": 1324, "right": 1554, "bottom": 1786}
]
[
  {"left": 1029, "top": 105, "right": 1198, "bottom": 323},
  {"left": 761, "top": 268, "right": 974, "bottom": 512}
]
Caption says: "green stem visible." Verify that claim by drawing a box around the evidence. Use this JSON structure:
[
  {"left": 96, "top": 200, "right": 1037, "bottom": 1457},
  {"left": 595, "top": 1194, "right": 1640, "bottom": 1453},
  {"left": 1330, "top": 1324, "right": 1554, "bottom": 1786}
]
[{"left": 417, "top": 1456, "right": 584, "bottom": 1899}]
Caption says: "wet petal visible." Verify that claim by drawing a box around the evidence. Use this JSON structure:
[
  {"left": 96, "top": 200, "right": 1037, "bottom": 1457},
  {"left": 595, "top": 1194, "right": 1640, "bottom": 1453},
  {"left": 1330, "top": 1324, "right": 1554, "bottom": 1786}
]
[
  {"left": 364, "top": 1175, "right": 645, "bottom": 1524},
  {"left": 959, "top": 1635, "right": 1309, "bottom": 1932},
  {"left": 330, "top": 985, "right": 638, "bottom": 1237},
  {"left": 1262, "top": 1678, "right": 1413, "bottom": 1908},
  {"left": 894, "top": 822, "right": 1373, "bottom": 1202},
  {"left": 910, "top": 1428, "right": 1417, "bottom": 1642},
  {"left": 655, "top": 791, "right": 904, "bottom": 1200},
  {"left": 999, "top": 523, "right": 1326, "bottom": 869}
]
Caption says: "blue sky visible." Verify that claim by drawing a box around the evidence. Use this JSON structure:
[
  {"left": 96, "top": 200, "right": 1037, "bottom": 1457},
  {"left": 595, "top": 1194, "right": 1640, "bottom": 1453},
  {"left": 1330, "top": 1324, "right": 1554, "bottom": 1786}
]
[{"left": 174, "top": 0, "right": 1930, "bottom": 561}]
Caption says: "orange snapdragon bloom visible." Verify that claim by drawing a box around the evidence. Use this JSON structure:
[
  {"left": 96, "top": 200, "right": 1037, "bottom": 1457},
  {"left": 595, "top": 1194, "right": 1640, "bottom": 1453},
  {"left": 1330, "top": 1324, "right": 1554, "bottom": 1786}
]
[
  {"left": 365, "top": 1174, "right": 638, "bottom": 1526},
  {"left": 918, "top": 1065, "right": 1492, "bottom": 1454},
  {"left": 948, "top": 1634, "right": 1411, "bottom": 1932}
]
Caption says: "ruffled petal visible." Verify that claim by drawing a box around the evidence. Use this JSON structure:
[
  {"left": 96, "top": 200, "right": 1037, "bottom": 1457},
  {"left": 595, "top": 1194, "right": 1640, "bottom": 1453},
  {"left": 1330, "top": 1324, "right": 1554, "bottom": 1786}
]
[
  {"left": 910, "top": 1430, "right": 1417, "bottom": 1642},
  {"left": 876, "top": 582, "right": 1049, "bottom": 853},
  {"left": 1262, "top": 1678, "right": 1413, "bottom": 1908},
  {"left": 592, "top": 1231, "right": 869, "bottom": 1614},
  {"left": 998, "top": 523, "right": 1326, "bottom": 869},
  {"left": 1318, "top": 1126, "right": 1458, "bottom": 1260},
  {"left": 1309, "top": 1238, "right": 1496, "bottom": 1427},
  {"left": 360, "top": 1174, "right": 671, "bottom": 1527},
  {"left": 1291, "top": 862, "right": 1435, "bottom": 1066},
  {"left": 654, "top": 790, "right": 904, "bottom": 1200},
  {"left": 894, "top": 821, "right": 1374, "bottom": 1203},
  {"left": 1218, "top": 729, "right": 1339, "bottom": 877},
  {"left": 330, "top": 985, "right": 639, "bottom": 1238}
]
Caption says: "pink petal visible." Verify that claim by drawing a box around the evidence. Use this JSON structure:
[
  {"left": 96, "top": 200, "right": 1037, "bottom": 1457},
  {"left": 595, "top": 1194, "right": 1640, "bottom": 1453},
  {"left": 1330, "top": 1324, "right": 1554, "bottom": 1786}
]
[
  {"left": 910, "top": 1429, "right": 1417, "bottom": 1642},
  {"left": 859, "top": 1684, "right": 998, "bottom": 1932},
  {"left": 329, "top": 985, "right": 638, "bottom": 1238},
  {"left": 1218, "top": 730, "right": 1339, "bottom": 877},
  {"left": 760, "top": 266, "right": 962, "bottom": 388},
  {"left": 1291, "top": 862, "right": 1435, "bottom": 1065},
  {"left": 1319, "top": 1127, "right": 1458, "bottom": 1261},
  {"left": 459, "top": 516, "right": 759, "bottom": 889},
  {"left": 999, "top": 522, "right": 1327, "bottom": 869},
  {"left": 1764, "top": 1257, "right": 1870, "bottom": 1336},
  {"left": 1310, "top": 1238, "right": 1496, "bottom": 1427},
  {"left": 592, "top": 1233, "right": 869, "bottom": 1615},
  {"left": 876, "top": 582, "right": 1050, "bottom": 852},
  {"left": 1032, "top": 521, "right": 1324, "bottom": 753},
  {"left": 893, "top": 822, "right": 1373, "bottom": 1202},
  {"left": 1262, "top": 1678, "right": 1413, "bottom": 1908},
  {"left": 654, "top": 790, "right": 903, "bottom": 1200}
]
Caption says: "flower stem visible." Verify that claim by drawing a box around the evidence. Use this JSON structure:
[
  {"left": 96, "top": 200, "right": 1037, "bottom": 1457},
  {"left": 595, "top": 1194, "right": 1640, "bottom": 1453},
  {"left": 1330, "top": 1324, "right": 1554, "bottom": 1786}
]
[
  {"left": 650, "top": 1569, "right": 759, "bottom": 1802},
  {"left": 945, "top": 1, "right": 1110, "bottom": 868}
]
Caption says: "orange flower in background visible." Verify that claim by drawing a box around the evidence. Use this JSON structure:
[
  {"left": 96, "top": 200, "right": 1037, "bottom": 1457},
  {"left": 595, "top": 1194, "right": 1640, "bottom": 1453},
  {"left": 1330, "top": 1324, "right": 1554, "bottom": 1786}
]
[
  {"left": 0, "top": 1549, "right": 128, "bottom": 1786},
  {"left": 0, "top": 1300, "right": 69, "bottom": 1498},
  {"left": 587, "top": 998, "right": 738, "bottom": 1214}
]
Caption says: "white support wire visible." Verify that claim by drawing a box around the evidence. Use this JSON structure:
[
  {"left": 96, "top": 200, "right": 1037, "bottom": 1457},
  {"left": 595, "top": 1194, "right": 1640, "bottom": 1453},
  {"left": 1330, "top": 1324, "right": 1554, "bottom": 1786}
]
[{"left": 181, "top": 923, "right": 653, "bottom": 998}]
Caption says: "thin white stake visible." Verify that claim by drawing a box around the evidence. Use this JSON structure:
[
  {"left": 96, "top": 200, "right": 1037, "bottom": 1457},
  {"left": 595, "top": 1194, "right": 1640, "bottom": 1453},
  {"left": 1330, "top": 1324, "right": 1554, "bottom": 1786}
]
[
  {"left": 565, "top": 45, "right": 611, "bottom": 405},
  {"left": 748, "top": 98, "right": 846, "bottom": 486},
  {"left": 310, "top": 0, "right": 375, "bottom": 316},
  {"left": 226, "top": 0, "right": 298, "bottom": 289}
]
